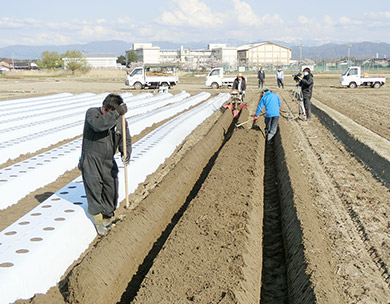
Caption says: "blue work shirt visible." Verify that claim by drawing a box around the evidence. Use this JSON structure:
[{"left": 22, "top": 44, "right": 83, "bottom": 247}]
[{"left": 255, "top": 91, "right": 281, "bottom": 117}]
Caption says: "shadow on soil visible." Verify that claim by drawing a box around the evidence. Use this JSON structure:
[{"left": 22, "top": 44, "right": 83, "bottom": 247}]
[
  {"left": 117, "top": 116, "right": 237, "bottom": 303},
  {"left": 260, "top": 141, "right": 288, "bottom": 303},
  {"left": 262, "top": 130, "right": 316, "bottom": 304},
  {"left": 312, "top": 104, "right": 390, "bottom": 188}
]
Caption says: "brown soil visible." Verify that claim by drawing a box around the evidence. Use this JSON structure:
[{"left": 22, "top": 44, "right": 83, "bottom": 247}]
[
  {"left": 311, "top": 76, "right": 390, "bottom": 141},
  {"left": 2, "top": 73, "right": 389, "bottom": 304}
]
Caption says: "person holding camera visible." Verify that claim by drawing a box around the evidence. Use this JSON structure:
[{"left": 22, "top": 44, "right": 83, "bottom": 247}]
[
  {"left": 298, "top": 67, "right": 314, "bottom": 120},
  {"left": 253, "top": 89, "right": 281, "bottom": 145}
]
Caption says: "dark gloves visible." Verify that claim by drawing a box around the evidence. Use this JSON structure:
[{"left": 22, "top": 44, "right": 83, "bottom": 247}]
[
  {"left": 116, "top": 103, "right": 127, "bottom": 116},
  {"left": 122, "top": 154, "right": 130, "bottom": 165}
]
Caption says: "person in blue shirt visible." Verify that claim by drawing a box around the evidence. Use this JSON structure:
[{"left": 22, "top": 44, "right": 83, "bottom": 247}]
[{"left": 253, "top": 89, "right": 281, "bottom": 145}]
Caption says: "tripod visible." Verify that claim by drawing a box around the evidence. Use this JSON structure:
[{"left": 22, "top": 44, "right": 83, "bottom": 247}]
[{"left": 285, "top": 84, "right": 306, "bottom": 121}]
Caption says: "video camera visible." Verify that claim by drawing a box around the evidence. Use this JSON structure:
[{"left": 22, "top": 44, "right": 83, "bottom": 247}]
[{"left": 292, "top": 72, "right": 302, "bottom": 83}]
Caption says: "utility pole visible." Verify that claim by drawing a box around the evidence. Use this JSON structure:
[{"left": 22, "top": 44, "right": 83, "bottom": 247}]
[
  {"left": 298, "top": 44, "right": 303, "bottom": 70},
  {"left": 347, "top": 44, "right": 352, "bottom": 67}
]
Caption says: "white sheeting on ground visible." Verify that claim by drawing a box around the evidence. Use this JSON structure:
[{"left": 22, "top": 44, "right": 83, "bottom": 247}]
[
  {"left": 0, "top": 92, "right": 210, "bottom": 210},
  {"left": 0, "top": 93, "right": 74, "bottom": 109},
  {"left": 0, "top": 93, "right": 229, "bottom": 304},
  {"left": 0, "top": 92, "right": 189, "bottom": 164}
]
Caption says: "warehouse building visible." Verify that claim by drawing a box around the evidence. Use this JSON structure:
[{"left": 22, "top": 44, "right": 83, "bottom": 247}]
[
  {"left": 62, "top": 53, "right": 118, "bottom": 69},
  {"left": 83, "top": 53, "right": 118, "bottom": 69},
  {"left": 130, "top": 41, "right": 290, "bottom": 70},
  {"left": 237, "top": 41, "right": 291, "bottom": 66}
]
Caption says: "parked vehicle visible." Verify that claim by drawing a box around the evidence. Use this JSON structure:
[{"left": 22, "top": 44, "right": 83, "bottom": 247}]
[
  {"left": 125, "top": 64, "right": 178, "bottom": 90},
  {"left": 340, "top": 66, "right": 386, "bottom": 88},
  {"left": 205, "top": 68, "right": 235, "bottom": 89}
]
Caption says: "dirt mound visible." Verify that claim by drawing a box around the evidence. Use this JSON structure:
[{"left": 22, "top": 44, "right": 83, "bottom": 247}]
[
  {"left": 131, "top": 123, "right": 265, "bottom": 303},
  {"left": 7, "top": 77, "right": 390, "bottom": 304}
]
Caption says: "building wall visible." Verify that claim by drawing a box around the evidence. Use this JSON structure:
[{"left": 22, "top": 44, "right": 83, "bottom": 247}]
[
  {"left": 212, "top": 48, "right": 237, "bottom": 66},
  {"left": 135, "top": 48, "right": 160, "bottom": 64},
  {"left": 132, "top": 42, "right": 290, "bottom": 69},
  {"left": 160, "top": 50, "right": 179, "bottom": 63},
  {"left": 63, "top": 54, "right": 118, "bottom": 69},
  {"left": 238, "top": 42, "right": 291, "bottom": 66},
  {"left": 85, "top": 57, "right": 117, "bottom": 68}
]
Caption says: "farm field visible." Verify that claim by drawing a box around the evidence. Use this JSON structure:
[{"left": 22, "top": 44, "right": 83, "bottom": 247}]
[{"left": 0, "top": 71, "right": 389, "bottom": 304}]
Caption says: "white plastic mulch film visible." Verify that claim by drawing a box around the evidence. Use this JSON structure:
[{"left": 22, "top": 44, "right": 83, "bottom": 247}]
[
  {"left": 0, "top": 92, "right": 229, "bottom": 304},
  {"left": 0, "top": 91, "right": 197, "bottom": 210}
]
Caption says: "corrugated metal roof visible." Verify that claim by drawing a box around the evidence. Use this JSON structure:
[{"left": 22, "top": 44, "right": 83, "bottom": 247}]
[{"left": 237, "top": 41, "right": 291, "bottom": 51}]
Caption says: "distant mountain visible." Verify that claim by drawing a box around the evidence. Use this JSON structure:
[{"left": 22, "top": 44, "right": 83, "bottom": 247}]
[
  {"left": 1, "top": 39, "right": 389, "bottom": 60},
  {"left": 290, "top": 42, "right": 390, "bottom": 60},
  {"left": 0, "top": 40, "right": 133, "bottom": 60}
]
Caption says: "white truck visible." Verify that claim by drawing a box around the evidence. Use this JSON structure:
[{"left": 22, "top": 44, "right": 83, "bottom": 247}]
[
  {"left": 205, "top": 68, "right": 235, "bottom": 89},
  {"left": 340, "top": 66, "right": 386, "bottom": 88},
  {"left": 125, "top": 64, "right": 178, "bottom": 90}
]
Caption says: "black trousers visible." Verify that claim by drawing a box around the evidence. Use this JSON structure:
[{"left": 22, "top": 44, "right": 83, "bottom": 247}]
[
  {"left": 265, "top": 116, "right": 279, "bottom": 142},
  {"left": 303, "top": 96, "right": 312, "bottom": 119},
  {"left": 81, "top": 155, "right": 119, "bottom": 217},
  {"left": 277, "top": 78, "right": 284, "bottom": 88}
]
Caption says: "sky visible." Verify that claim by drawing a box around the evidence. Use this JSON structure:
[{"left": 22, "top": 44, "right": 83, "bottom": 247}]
[{"left": 0, "top": 0, "right": 389, "bottom": 47}]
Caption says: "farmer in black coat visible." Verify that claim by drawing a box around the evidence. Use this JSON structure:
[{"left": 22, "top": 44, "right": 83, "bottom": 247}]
[
  {"left": 79, "top": 94, "right": 132, "bottom": 235},
  {"left": 299, "top": 67, "right": 314, "bottom": 120}
]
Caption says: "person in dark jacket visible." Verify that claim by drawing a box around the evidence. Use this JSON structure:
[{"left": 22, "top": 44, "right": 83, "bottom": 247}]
[
  {"left": 258, "top": 67, "right": 265, "bottom": 88},
  {"left": 79, "top": 94, "right": 132, "bottom": 235},
  {"left": 232, "top": 72, "right": 247, "bottom": 102},
  {"left": 298, "top": 67, "right": 314, "bottom": 120},
  {"left": 253, "top": 89, "right": 281, "bottom": 145}
]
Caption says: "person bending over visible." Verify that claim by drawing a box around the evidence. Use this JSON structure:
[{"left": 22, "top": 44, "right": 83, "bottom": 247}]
[
  {"left": 79, "top": 94, "right": 132, "bottom": 235},
  {"left": 254, "top": 89, "right": 281, "bottom": 145}
]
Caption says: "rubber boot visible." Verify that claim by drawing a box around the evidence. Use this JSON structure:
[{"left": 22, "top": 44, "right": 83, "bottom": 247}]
[
  {"left": 92, "top": 213, "right": 107, "bottom": 236},
  {"left": 102, "top": 216, "right": 112, "bottom": 229}
]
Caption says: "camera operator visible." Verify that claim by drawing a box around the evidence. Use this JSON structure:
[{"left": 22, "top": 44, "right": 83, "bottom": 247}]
[{"left": 298, "top": 67, "right": 314, "bottom": 120}]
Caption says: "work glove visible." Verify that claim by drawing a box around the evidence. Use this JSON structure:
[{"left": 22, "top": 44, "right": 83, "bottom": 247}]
[
  {"left": 253, "top": 115, "right": 258, "bottom": 121},
  {"left": 122, "top": 154, "right": 130, "bottom": 165},
  {"left": 116, "top": 103, "right": 127, "bottom": 116}
]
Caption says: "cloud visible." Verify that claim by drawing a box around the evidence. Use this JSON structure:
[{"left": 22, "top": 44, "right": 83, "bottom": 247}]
[
  {"left": 339, "top": 16, "right": 362, "bottom": 25},
  {"left": 324, "top": 15, "right": 335, "bottom": 27},
  {"left": 158, "top": 0, "right": 224, "bottom": 28},
  {"left": 298, "top": 16, "right": 310, "bottom": 25},
  {"left": 260, "top": 13, "right": 284, "bottom": 25},
  {"left": 366, "top": 11, "right": 390, "bottom": 20},
  {"left": 0, "top": 6, "right": 389, "bottom": 49},
  {"left": 232, "top": 0, "right": 260, "bottom": 26},
  {"left": 0, "top": 17, "right": 40, "bottom": 29}
]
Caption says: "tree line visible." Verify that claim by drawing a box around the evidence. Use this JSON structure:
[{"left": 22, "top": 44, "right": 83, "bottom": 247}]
[
  {"left": 38, "top": 50, "right": 91, "bottom": 74},
  {"left": 38, "top": 50, "right": 139, "bottom": 74}
]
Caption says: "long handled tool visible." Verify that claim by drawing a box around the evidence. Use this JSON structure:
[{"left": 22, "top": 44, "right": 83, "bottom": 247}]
[
  {"left": 236, "top": 112, "right": 266, "bottom": 128},
  {"left": 235, "top": 119, "right": 252, "bottom": 127},
  {"left": 122, "top": 115, "right": 130, "bottom": 209}
]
